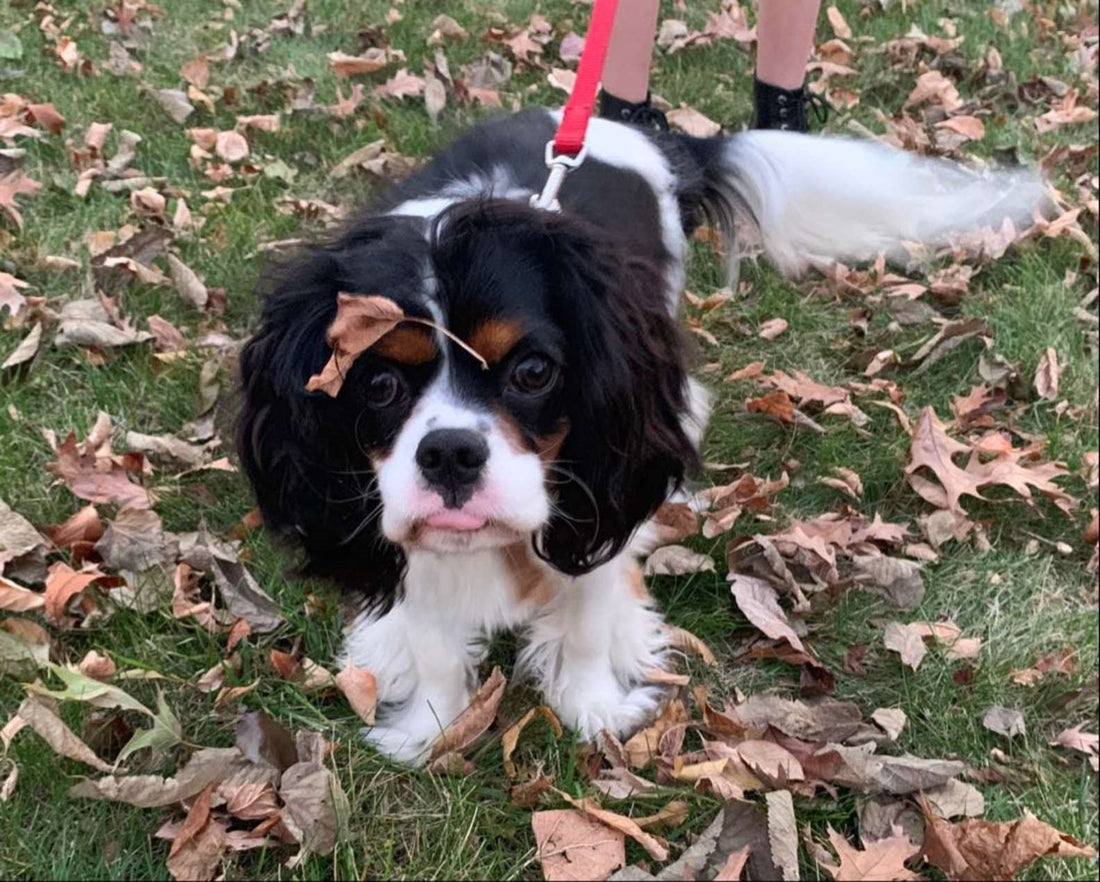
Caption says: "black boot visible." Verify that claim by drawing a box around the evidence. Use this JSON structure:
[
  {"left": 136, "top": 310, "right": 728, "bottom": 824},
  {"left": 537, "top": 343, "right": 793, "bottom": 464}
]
[
  {"left": 599, "top": 91, "right": 669, "bottom": 132},
  {"left": 752, "top": 78, "right": 828, "bottom": 132}
]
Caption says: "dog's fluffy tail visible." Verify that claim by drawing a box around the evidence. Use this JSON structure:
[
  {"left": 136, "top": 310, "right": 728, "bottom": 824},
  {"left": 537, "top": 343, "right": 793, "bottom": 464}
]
[{"left": 699, "top": 130, "right": 1046, "bottom": 276}]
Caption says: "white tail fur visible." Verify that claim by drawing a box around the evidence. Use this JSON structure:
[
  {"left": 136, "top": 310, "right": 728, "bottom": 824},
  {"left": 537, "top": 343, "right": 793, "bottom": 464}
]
[{"left": 720, "top": 131, "right": 1046, "bottom": 276}]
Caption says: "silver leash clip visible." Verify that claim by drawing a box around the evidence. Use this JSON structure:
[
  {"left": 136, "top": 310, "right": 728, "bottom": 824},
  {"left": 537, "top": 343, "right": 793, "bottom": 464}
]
[{"left": 530, "top": 140, "right": 587, "bottom": 212}]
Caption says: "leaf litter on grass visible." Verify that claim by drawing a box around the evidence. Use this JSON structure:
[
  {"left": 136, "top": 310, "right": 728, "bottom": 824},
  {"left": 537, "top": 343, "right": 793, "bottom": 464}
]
[{"left": 2, "top": 0, "right": 1099, "bottom": 879}]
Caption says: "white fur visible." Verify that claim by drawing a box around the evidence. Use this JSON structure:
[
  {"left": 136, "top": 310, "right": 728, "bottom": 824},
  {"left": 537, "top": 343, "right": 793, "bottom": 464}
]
[
  {"left": 341, "top": 547, "right": 668, "bottom": 764},
  {"left": 722, "top": 131, "right": 1046, "bottom": 275}
]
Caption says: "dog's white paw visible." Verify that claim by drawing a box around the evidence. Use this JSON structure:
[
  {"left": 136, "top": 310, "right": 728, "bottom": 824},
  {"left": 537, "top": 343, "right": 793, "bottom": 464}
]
[
  {"left": 363, "top": 723, "right": 436, "bottom": 766},
  {"left": 553, "top": 676, "right": 662, "bottom": 742}
]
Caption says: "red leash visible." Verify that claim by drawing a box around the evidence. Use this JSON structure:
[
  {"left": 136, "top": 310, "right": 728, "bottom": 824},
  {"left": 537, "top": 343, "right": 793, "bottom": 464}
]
[{"left": 532, "top": 0, "right": 621, "bottom": 210}]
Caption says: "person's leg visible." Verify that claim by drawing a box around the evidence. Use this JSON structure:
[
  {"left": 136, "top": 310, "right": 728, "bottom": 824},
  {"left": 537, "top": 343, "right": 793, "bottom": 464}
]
[
  {"left": 754, "top": 0, "right": 825, "bottom": 131},
  {"left": 598, "top": 0, "right": 667, "bottom": 130}
]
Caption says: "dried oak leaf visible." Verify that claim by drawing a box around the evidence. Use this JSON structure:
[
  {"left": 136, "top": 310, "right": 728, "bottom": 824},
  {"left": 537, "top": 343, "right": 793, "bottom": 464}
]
[
  {"left": 372, "top": 68, "right": 426, "bottom": 100},
  {"left": 814, "top": 824, "right": 922, "bottom": 881},
  {"left": 982, "top": 706, "right": 1025, "bottom": 739},
  {"left": 17, "top": 697, "right": 114, "bottom": 772},
  {"left": 0, "top": 171, "right": 42, "bottom": 229},
  {"left": 45, "top": 430, "right": 154, "bottom": 510},
  {"left": 70, "top": 746, "right": 244, "bottom": 807},
  {"left": 428, "top": 666, "right": 506, "bottom": 761},
  {"left": 1009, "top": 647, "right": 1077, "bottom": 686},
  {"left": 557, "top": 792, "right": 669, "bottom": 862},
  {"left": 643, "top": 545, "right": 715, "bottom": 576},
  {"left": 905, "top": 407, "right": 986, "bottom": 513},
  {"left": 305, "top": 294, "right": 406, "bottom": 395}
]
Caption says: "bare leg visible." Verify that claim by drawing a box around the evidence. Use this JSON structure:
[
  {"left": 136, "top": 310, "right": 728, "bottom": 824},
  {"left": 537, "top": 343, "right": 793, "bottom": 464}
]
[
  {"left": 600, "top": 0, "right": 661, "bottom": 103},
  {"left": 756, "top": 0, "right": 822, "bottom": 90}
]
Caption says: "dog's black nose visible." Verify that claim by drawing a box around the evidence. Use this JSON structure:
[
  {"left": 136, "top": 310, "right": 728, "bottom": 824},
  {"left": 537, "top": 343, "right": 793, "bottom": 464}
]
[{"left": 415, "top": 428, "right": 489, "bottom": 507}]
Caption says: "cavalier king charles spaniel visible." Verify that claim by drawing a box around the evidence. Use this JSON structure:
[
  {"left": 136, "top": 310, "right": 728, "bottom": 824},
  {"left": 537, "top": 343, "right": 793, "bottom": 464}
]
[{"left": 238, "top": 109, "right": 1041, "bottom": 763}]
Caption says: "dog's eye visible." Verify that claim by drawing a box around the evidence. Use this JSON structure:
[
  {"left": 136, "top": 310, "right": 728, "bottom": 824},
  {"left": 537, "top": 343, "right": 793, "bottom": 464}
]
[
  {"left": 508, "top": 354, "right": 557, "bottom": 395},
  {"left": 366, "top": 370, "right": 400, "bottom": 408}
]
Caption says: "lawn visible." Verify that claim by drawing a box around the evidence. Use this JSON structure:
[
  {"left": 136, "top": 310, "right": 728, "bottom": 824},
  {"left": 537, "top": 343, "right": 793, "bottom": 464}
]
[{"left": 1, "top": 0, "right": 1097, "bottom": 879}]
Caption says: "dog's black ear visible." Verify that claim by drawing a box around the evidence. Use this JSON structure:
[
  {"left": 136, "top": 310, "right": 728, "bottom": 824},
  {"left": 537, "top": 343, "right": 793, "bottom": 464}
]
[
  {"left": 534, "top": 218, "right": 698, "bottom": 575},
  {"left": 236, "top": 245, "right": 405, "bottom": 609}
]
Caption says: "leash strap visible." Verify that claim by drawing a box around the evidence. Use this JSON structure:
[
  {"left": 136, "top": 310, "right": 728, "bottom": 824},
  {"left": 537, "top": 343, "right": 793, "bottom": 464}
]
[{"left": 531, "top": 0, "right": 620, "bottom": 211}]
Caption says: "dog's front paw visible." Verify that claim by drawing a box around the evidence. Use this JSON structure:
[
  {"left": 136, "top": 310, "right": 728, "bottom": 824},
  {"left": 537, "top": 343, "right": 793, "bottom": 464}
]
[
  {"left": 553, "top": 676, "right": 662, "bottom": 742},
  {"left": 363, "top": 723, "right": 436, "bottom": 766}
]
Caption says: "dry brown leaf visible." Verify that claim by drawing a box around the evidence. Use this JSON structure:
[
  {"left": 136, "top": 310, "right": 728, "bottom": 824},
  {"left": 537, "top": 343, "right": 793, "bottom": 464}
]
[
  {"left": 373, "top": 68, "right": 426, "bottom": 100},
  {"left": 730, "top": 574, "right": 805, "bottom": 653},
  {"left": 853, "top": 556, "right": 925, "bottom": 610},
  {"left": 70, "top": 746, "right": 243, "bottom": 807},
  {"left": 277, "top": 738, "right": 349, "bottom": 855},
  {"left": 919, "top": 799, "right": 1096, "bottom": 881},
  {"left": 758, "top": 318, "right": 789, "bottom": 340},
  {"left": 746, "top": 390, "right": 796, "bottom": 424},
  {"left": 764, "top": 790, "right": 799, "bottom": 881},
  {"left": 905, "top": 407, "right": 986, "bottom": 512},
  {"left": 46, "top": 430, "right": 155, "bottom": 510},
  {"left": 335, "top": 662, "right": 377, "bottom": 725},
  {"left": 935, "top": 115, "right": 985, "bottom": 142},
  {"left": 623, "top": 699, "right": 688, "bottom": 769},
  {"left": 77, "top": 650, "right": 116, "bottom": 680},
  {"left": 923, "top": 778, "right": 985, "bottom": 819},
  {"left": 0, "top": 577, "right": 44, "bottom": 613},
  {"left": 883, "top": 622, "right": 927, "bottom": 671},
  {"left": 815, "top": 824, "right": 921, "bottom": 880},
  {"left": 153, "top": 89, "right": 194, "bottom": 125},
  {"left": 643, "top": 545, "right": 715, "bottom": 576},
  {"left": 1034, "top": 347, "right": 1060, "bottom": 400},
  {"left": 428, "top": 666, "right": 506, "bottom": 761},
  {"left": 532, "top": 809, "right": 625, "bottom": 881},
  {"left": 715, "top": 845, "right": 751, "bottom": 881},
  {"left": 982, "top": 706, "right": 1025, "bottom": 739},
  {"left": 667, "top": 105, "right": 721, "bottom": 137},
  {"left": 167, "top": 783, "right": 226, "bottom": 881},
  {"left": 501, "top": 706, "right": 562, "bottom": 778},
  {"left": 1009, "top": 647, "right": 1077, "bottom": 686},
  {"left": 214, "top": 679, "right": 259, "bottom": 708},
  {"left": 557, "top": 792, "right": 669, "bottom": 862},
  {"left": 826, "top": 6, "right": 853, "bottom": 39},
  {"left": 17, "top": 697, "right": 114, "bottom": 772},
  {"left": 1050, "top": 725, "right": 1098, "bottom": 764},
  {"left": 166, "top": 254, "right": 208, "bottom": 310},
  {"left": 214, "top": 130, "right": 248, "bottom": 164},
  {"left": 667, "top": 625, "right": 718, "bottom": 666},
  {"left": 43, "top": 562, "right": 106, "bottom": 627}
]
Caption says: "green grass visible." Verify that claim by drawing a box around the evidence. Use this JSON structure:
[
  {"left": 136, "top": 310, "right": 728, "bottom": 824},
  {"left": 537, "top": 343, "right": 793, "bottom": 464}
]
[{"left": 2, "top": 0, "right": 1097, "bottom": 879}]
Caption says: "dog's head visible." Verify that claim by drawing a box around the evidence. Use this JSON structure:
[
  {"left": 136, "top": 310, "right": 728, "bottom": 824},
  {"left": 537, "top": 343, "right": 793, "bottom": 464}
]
[{"left": 238, "top": 200, "right": 696, "bottom": 607}]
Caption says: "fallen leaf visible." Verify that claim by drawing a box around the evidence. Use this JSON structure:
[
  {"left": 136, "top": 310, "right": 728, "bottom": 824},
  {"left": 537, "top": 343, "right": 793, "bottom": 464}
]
[
  {"left": 166, "top": 254, "right": 209, "bottom": 310},
  {"left": 558, "top": 792, "right": 668, "bottom": 862},
  {"left": 153, "top": 89, "right": 195, "bottom": 125},
  {"left": 236, "top": 711, "right": 297, "bottom": 772},
  {"left": 17, "top": 697, "right": 114, "bottom": 772},
  {"left": 643, "top": 545, "right": 715, "bottom": 576},
  {"left": 623, "top": 699, "right": 688, "bottom": 768},
  {"left": 0, "top": 577, "right": 44, "bottom": 613},
  {"left": 95, "top": 508, "right": 177, "bottom": 572},
  {"left": 373, "top": 68, "right": 426, "bottom": 100},
  {"left": 905, "top": 407, "right": 986, "bottom": 512},
  {"left": 982, "top": 706, "right": 1026, "bottom": 739},
  {"left": 278, "top": 735, "right": 349, "bottom": 856},
  {"left": 78, "top": 650, "right": 117, "bottom": 680},
  {"left": 43, "top": 562, "right": 107, "bottom": 627},
  {"left": 1034, "top": 348, "right": 1060, "bottom": 400},
  {"left": 214, "top": 130, "right": 248, "bottom": 164},
  {"left": 715, "top": 846, "right": 751, "bottom": 881},
  {"left": 935, "top": 115, "right": 985, "bottom": 142},
  {"left": 180, "top": 530, "right": 284, "bottom": 632},
  {"left": 533, "top": 809, "right": 625, "bottom": 881},
  {"left": 746, "top": 390, "right": 796, "bottom": 423},
  {"left": 2, "top": 322, "right": 42, "bottom": 375},
  {"left": 667, "top": 105, "right": 721, "bottom": 137},
  {"left": 335, "top": 662, "right": 378, "bottom": 726},
  {"left": 923, "top": 778, "right": 985, "bottom": 819},
  {"left": 667, "top": 626, "right": 718, "bottom": 666},
  {"left": 814, "top": 824, "right": 922, "bottom": 880},
  {"left": 871, "top": 708, "right": 907, "bottom": 743},
  {"left": 758, "top": 318, "right": 789, "bottom": 340},
  {"left": 167, "top": 783, "right": 226, "bottom": 881},
  {"left": 730, "top": 574, "right": 805, "bottom": 653},
  {"left": 0, "top": 271, "right": 31, "bottom": 317},
  {"left": 70, "top": 746, "right": 243, "bottom": 807},
  {"left": 764, "top": 790, "right": 799, "bottom": 881},
  {"left": 428, "top": 667, "right": 506, "bottom": 761},
  {"left": 1009, "top": 647, "right": 1077, "bottom": 686},
  {"left": 883, "top": 623, "right": 927, "bottom": 671},
  {"left": 853, "top": 556, "right": 925, "bottom": 609},
  {"left": 826, "top": 6, "right": 853, "bottom": 39},
  {"left": 919, "top": 800, "right": 1096, "bottom": 881},
  {"left": 1050, "top": 725, "right": 1098, "bottom": 764},
  {"left": 501, "top": 706, "right": 562, "bottom": 778}
]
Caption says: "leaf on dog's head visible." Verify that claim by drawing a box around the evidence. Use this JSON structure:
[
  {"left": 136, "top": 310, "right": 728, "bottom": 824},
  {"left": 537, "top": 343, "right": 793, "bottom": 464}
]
[{"left": 307, "top": 293, "right": 487, "bottom": 396}]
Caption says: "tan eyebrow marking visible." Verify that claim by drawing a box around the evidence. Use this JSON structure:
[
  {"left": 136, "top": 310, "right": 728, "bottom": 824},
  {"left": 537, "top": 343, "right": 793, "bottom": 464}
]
[
  {"left": 467, "top": 319, "right": 526, "bottom": 365},
  {"left": 371, "top": 325, "right": 438, "bottom": 365}
]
